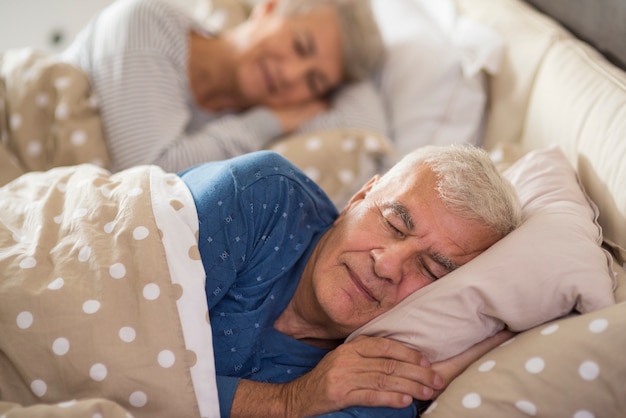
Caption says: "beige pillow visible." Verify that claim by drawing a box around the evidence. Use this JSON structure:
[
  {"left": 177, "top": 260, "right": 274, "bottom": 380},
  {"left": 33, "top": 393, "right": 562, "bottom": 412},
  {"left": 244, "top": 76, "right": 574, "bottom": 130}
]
[
  {"left": 347, "top": 145, "right": 616, "bottom": 362},
  {"left": 268, "top": 129, "right": 394, "bottom": 208}
]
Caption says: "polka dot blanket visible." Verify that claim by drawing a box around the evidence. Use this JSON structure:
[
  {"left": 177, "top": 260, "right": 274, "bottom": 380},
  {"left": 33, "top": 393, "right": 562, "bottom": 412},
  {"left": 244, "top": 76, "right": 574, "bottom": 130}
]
[
  {"left": 0, "top": 48, "right": 110, "bottom": 186},
  {"left": 0, "top": 164, "right": 219, "bottom": 418}
]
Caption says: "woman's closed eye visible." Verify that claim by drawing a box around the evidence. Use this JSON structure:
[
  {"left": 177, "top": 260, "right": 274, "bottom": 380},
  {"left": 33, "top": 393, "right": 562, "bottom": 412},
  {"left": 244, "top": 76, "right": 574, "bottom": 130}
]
[
  {"left": 294, "top": 38, "right": 306, "bottom": 56},
  {"left": 294, "top": 31, "right": 314, "bottom": 57},
  {"left": 306, "top": 71, "right": 327, "bottom": 97}
]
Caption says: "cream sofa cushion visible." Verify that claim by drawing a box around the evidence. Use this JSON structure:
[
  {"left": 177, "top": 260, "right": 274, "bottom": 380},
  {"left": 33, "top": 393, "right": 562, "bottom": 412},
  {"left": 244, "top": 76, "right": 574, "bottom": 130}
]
[
  {"left": 455, "top": 0, "right": 571, "bottom": 149},
  {"left": 522, "top": 39, "right": 626, "bottom": 256}
]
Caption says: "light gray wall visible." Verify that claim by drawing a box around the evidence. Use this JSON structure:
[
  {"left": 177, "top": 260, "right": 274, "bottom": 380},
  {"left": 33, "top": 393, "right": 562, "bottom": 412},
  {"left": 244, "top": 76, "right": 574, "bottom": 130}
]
[
  {"left": 0, "top": 0, "right": 114, "bottom": 53},
  {"left": 524, "top": 0, "right": 626, "bottom": 69},
  {"left": 0, "top": 0, "right": 198, "bottom": 53}
]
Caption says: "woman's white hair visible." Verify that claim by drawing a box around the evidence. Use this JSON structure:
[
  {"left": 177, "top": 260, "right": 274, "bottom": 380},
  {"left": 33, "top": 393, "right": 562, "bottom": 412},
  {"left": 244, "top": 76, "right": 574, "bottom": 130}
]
[
  {"left": 377, "top": 145, "right": 522, "bottom": 237},
  {"left": 273, "top": 0, "right": 386, "bottom": 82}
]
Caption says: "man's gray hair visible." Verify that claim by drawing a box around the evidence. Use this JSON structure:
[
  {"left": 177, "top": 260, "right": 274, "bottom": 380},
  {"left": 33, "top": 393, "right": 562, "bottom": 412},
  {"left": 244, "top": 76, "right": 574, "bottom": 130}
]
[
  {"left": 379, "top": 145, "right": 522, "bottom": 237},
  {"left": 274, "top": 0, "right": 386, "bottom": 82}
]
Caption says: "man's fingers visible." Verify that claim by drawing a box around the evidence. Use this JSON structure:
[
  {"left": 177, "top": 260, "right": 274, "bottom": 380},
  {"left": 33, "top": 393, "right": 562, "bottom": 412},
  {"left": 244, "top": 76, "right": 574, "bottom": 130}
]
[
  {"left": 340, "top": 369, "right": 438, "bottom": 401},
  {"left": 345, "top": 388, "right": 415, "bottom": 410},
  {"left": 343, "top": 337, "right": 444, "bottom": 386},
  {"left": 292, "top": 336, "right": 444, "bottom": 415},
  {"left": 336, "top": 337, "right": 445, "bottom": 394},
  {"left": 349, "top": 335, "right": 427, "bottom": 364}
]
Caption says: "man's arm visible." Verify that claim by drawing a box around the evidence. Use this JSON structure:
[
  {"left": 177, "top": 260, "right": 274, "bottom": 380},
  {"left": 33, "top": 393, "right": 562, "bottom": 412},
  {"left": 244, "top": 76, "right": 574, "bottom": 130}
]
[
  {"left": 227, "top": 330, "right": 515, "bottom": 417},
  {"left": 229, "top": 336, "right": 443, "bottom": 418}
]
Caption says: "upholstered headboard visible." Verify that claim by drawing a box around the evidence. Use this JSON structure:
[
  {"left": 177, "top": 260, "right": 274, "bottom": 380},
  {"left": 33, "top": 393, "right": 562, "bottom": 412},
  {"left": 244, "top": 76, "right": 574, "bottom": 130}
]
[
  {"left": 523, "top": 0, "right": 626, "bottom": 70},
  {"left": 455, "top": 0, "right": 626, "bottom": 260}
]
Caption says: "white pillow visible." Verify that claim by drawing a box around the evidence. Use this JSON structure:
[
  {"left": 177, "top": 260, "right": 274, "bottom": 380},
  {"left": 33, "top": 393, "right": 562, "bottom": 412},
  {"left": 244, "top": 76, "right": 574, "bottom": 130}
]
[
  {"left": 347, "top": 146, "right": 616, "bottom": 362},
  {"left": 371, "top": 0, "right": 503, "bottom": 172}
]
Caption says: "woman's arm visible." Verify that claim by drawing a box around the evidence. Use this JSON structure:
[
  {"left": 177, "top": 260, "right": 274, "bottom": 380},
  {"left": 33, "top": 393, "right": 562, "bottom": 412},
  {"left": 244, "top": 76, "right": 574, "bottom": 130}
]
[
  {"left": 431, "top": 329, "right": 515, "bottom": 398},
  {"left": 295, "top": 80, "right": 390, "bottom": 137}
]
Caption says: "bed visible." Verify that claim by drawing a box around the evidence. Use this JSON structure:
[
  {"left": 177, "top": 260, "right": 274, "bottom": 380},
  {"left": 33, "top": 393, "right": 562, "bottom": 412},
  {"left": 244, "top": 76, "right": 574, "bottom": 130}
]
[
  {"left": 232, "top": 0, "right": 626, "bottom": 415},
  {"left": 1, "top": 0, "right": 625, "bottom": 416}
]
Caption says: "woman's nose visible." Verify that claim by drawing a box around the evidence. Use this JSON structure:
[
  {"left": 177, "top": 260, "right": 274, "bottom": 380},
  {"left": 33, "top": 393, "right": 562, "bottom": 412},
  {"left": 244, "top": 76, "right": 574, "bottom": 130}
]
[{"left": 280, "top": 59, "right": 310, "bottom": 87}]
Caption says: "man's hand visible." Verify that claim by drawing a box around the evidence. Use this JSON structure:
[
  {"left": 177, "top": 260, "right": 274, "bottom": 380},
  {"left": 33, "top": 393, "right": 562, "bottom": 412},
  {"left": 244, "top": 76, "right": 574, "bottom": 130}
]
[
  {"left": 271, "top": 100, "right": 329, "bottom": 134},
  {"left": 230, "top": 336, "right": 444, "bottom": 417},
  {"left": 287, "top": 336, "right": 444, "bottom": 416}
]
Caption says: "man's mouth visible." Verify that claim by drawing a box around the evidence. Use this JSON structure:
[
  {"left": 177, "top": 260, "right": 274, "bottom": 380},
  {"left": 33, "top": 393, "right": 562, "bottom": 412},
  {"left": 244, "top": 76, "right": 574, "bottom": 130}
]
[{"left": 346, "top": 266, "right": 378, "bottom": 302}]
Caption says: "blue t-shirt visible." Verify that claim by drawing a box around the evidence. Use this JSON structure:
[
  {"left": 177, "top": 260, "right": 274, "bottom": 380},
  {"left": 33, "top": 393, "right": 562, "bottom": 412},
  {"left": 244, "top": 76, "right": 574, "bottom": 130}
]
[{"left": 180, "top": 151, "right": 418, "bottom": 417}]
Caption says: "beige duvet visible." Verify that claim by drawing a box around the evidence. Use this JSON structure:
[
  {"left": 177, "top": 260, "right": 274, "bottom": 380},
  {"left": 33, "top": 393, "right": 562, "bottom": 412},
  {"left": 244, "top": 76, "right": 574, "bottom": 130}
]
[{"left": 0, "top": 164, "right": 219, "bottom": 418}]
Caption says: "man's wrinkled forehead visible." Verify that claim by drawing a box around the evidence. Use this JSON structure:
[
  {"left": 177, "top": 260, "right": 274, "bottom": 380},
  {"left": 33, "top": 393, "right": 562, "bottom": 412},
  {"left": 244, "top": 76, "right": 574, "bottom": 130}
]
[{"left": 372, "top": 163, "right": 437, "bottom": 199}]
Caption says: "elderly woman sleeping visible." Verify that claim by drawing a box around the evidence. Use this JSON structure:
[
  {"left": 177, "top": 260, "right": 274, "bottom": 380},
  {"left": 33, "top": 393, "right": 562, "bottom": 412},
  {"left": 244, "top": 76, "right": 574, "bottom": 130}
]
[
  {"left": 0, "top": 145, "right": 521, "bottom": 417},
  {"left": 0, "top": 0, "right": 388, "bottom": 186},
  {"left": 60, "top": 0, "right": 388, "bottom": 173}
]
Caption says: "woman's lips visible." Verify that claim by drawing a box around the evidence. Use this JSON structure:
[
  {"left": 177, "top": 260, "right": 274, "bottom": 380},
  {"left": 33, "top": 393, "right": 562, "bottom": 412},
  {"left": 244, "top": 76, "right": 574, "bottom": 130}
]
[
  {"left": 259, "top": 59, "right": 277, "bottom": 94},
  {"left": 347, "top": 266, "right": 377, "bottom": 302}
]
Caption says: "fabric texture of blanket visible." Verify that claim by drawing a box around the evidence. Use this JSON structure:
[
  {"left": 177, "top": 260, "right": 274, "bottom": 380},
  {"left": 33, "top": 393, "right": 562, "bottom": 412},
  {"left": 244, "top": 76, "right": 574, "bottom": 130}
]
[
  {"left": 0, "top": 164, "right": 219, "bottom": 417},
  {"left": 0, "top": 48, "right": 110, "bottom": 186}
]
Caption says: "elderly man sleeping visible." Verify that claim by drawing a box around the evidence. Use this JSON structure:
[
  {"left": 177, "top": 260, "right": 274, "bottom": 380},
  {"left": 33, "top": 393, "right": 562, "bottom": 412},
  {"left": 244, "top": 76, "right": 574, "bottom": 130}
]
[{"left": 0, "top": 145, "right": 521, "bottom": 417}]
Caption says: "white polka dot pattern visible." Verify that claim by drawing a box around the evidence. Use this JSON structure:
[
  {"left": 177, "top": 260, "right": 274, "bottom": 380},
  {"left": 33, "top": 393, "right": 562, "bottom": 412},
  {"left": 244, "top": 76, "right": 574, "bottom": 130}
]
[
  {"left": 424, "top": 297, "right": 626, "bottom": 418},
  {"left": 0, "top": 397, "right": 136, "bottom": 416},
  {"left": 268, "top": 128, "right": 394, "bottom": 207},
  {"left": 16, "top": 312, "right": 33, "bottom": 329},
  {"left": 150, "top": 170, "right": 219, "bottom": 417},
  {"left": 0, "top": 164, "right": 219, "bottom": 417},
  {"left": 52, "top": 337, "right": 70, "bottom": 356},
  {"left": 0, "top": 47, "right": 110, "bottom": 187}
]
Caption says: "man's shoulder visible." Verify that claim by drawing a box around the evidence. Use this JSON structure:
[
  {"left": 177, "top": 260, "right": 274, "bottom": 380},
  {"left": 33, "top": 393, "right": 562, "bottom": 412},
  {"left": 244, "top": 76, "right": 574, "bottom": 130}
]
[
  {"left": 227, "top": 151, "right": 339, "bottom": 220},
  {"left": 179, "top": 151, "right": 337, "bottom": 216},
  {"left": 228, "top": 151, "right": 321, "bottom": 192}
]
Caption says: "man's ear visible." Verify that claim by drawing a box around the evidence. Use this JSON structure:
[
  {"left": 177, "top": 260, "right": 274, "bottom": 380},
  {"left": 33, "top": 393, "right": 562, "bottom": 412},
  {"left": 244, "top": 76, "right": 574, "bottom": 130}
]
[
  {"left": 348, "top": 175, "right": 380, "bottom": 204},
  {"left": 334, "top": 175, "right": 380, "bottom": 223}
]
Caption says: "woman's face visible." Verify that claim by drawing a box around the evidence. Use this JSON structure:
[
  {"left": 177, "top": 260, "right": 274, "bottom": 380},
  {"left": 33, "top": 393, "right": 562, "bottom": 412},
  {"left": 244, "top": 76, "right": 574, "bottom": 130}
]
[{"left": 233, "top": 5, "right": 344, "bottom": 107}]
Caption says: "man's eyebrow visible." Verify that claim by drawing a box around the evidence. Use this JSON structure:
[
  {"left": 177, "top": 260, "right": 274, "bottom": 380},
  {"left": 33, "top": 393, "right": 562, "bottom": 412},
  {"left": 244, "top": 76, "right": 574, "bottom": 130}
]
[
  {"left": 382, "top": 201, "right": 414, "bottom": 231},
  {"left": 381, "top": 201, "right": 459, "bottom": 275},
  {"left": 432, "top": 252, "right": 459, "bottom": 275}
]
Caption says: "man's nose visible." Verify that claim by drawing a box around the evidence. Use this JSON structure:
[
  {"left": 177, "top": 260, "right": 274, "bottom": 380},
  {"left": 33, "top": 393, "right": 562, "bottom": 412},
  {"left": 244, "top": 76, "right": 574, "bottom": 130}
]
[{"left": 371, "top": 245, "right": 415, "bottom": 285}]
